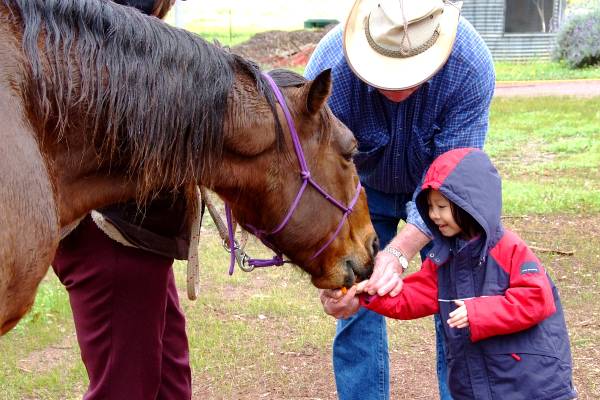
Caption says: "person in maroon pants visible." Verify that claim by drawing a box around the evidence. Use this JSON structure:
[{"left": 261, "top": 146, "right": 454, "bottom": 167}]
[{"left": 52, "top": 1, "right": 192, "bottom": 399}]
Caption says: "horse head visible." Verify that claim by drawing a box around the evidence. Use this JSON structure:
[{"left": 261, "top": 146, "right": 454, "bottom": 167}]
[{"left": 213, "top": 68, "right": 377, "bottom": 289}]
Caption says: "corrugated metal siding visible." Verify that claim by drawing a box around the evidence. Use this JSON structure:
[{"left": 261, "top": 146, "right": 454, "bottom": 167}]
[
  {"left": 461, "top": 0, "right": 505, "bottom": 35},
  {"left": 481, "top": 34, "right": 557, "bottom": 60},
  {"left": 461, "top": 0, "right": 559, "bottom": 60}
]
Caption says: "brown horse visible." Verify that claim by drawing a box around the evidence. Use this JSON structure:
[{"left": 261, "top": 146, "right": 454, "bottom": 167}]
[{"left": 0, "top": 0, "right": 377, "bottom": 335}]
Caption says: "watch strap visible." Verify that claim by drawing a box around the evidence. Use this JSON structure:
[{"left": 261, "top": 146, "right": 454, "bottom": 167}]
[{"left": 382, "top": 246, "right": 409, "bottom": 271}]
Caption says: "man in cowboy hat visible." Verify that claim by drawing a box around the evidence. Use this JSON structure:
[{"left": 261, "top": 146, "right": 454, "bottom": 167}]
[{"left": 305, "top": 0, "right": 495, "bottom": 399}]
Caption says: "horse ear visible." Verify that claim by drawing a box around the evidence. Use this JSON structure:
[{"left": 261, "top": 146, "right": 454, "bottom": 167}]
[{"left": 306, "top": 69, "right": 332, "bottom": 115}]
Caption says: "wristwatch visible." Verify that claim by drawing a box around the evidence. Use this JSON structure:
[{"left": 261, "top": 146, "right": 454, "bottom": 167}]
[{"left": 382, "top": 246, "right": 409, "bottom": 272}]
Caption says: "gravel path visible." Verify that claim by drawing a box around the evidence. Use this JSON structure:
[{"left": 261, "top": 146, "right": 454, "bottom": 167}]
[{"left": 494, "top": 79, "right": 600, "bottom": 97}]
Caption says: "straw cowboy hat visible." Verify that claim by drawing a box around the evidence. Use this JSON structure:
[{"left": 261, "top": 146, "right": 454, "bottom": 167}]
[{"left": 343, "top": 0, "right": 463, "bottom": 90}]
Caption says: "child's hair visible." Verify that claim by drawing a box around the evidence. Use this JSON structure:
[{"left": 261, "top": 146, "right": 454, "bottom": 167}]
[
  {"left": 449, "top": 201, "right": 482, "bottom": 239},
  {"left": 425, "top": 189, "right": 483, "bottom": 239}
]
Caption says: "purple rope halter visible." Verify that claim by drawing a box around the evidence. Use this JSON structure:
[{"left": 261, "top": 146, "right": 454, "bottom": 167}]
[{"left": 224, "top": 72, "right": 362, "bottom": 275}]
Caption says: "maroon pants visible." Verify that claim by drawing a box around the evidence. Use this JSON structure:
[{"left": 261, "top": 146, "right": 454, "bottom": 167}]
[{"left": 53, "top": 216, "right": 192, "bottom": 400}]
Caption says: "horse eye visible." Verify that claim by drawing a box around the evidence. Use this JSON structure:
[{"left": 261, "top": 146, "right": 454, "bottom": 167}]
[{"left": 343, "top": 148, "right": 358, "bottom": 162}]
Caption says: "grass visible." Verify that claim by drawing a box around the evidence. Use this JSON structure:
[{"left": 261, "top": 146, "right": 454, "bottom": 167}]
[
  {"left": 175, "top": 13, "right": 600, "bottom": 82},
  {"left": 188, "top": 23, "right": 600, "bottom": 82},
  {"left": 170, "top": 0, "right": 351, "bottom": 47},
  {"left": 178, "top": 236, "right": 337, "bottom": 398},
  {"left": 191, "top": 28, "right": 255, "bottom": 48},
  {"left": 1, "top": 98, "right": 599, "bottom": 398},
  {"left": 507, "top": 215, "right": 600, "bottom": 398},
  {"left": 486, "top": 97, "right": 600, "bottom": 215},
  {"left": 0, "top": 274, "right": 86, "bottom": 400}
]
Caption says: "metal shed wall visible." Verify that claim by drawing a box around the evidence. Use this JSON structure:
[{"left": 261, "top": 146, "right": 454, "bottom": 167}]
[{"left": 461, "top": 0, "right": 559, "bottom": 60}]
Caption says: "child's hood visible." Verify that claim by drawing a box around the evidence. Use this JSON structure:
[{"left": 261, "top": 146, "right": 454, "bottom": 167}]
[{"left": 415, "top": 148, "right": 503, "bottom": 265}]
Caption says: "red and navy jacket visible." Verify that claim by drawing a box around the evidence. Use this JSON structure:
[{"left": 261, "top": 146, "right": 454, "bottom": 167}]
[{"left": 361, "top": 148, "right": 575, "bottom": 399}]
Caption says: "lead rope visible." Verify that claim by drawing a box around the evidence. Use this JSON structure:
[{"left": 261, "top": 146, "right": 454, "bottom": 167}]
[
  {"left": 198, "top": 186, "right": 285, "bottom": 275},
  {"left": 186, "top": 186, "right": 204, "bottom": 300},
  {"left": 199, "top": 187, "right": 262, "bottom": 275}
]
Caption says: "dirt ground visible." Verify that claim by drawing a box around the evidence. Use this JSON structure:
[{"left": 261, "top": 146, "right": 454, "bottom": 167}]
[
  {"left": 188, "top": 215, "right": 600, "bottom": 399},
  {"left": 495, "top": 80, "right": 600, "bottom": 97},
  {"left": 16, "top": 216, "right": 599, "bottom": 399},
  {"left": 231, "top": 27, "right": 333, "bottom": 68}
]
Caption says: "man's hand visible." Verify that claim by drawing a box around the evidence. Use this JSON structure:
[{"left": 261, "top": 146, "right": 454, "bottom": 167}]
[
  {"left": 362, "top": 250, "right": 404, "bottom": 297},
  {"left": 318, "top": 224, "right": 430, "bottom": 316},
  {"left": 319, "top": 286, "right": 361, "bottom": 320},
  {"left": 447, "top": 300, "right": 469, "bottom": 329},
  {"left": 362, "top": 223, "right": 430, "bottom": 297}
]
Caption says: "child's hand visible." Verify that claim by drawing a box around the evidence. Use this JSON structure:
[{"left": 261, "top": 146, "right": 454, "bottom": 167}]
[
  {"left": 447, "top": 300, "right": 469, "bottom": 329},
  {"left": 355, "top": 280, "right": 369, "bottom": 294}
]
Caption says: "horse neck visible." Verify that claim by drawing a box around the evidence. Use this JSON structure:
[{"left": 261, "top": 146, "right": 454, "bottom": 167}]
[
  {"left": 206, "top": 68, "right": 286, "bottom": 191},
  {"left": 52, "top": 67, "right": 270, "bottom": 227}
]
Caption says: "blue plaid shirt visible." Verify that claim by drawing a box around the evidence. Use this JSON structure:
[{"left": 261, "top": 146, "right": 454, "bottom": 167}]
[{"left": 305, "top": 18, "right": 495, "bottom": 235}]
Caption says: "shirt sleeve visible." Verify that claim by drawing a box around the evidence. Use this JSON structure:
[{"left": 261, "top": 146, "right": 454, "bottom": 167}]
[
  {"left": 304, "top": 25, "right": 355, "bottom": 129},
  {"left": 304, "top": 27, "right": 338, "bottom": 80},
  {"left": 406, "top": 200, "right": 432, "bottom": 238},
  {"left": 360, "top": 259, "right": 439, "bottom": 319},
  {"left": 465, "top": 239, "right": 557, "bottom": 342}
]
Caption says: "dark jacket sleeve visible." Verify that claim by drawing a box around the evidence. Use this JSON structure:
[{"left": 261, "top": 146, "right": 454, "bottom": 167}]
[
  {"left": 465, "top": 232, "right": 556, "bottom": 342},
  {"left": 360, "top": 259, "right": 439, "bottom": 319},
  {"left": 99, "top": 193, "right": 191, "bottom": 260}
]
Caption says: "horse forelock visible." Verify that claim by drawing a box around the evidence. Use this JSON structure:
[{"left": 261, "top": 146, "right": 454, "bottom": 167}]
[{"left": 3, "top": 0, "right": 277, "bottom": 201}]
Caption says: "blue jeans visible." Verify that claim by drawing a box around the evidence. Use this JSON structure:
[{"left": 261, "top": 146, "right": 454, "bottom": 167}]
[{"left": 333, "top": 185, "right": 452, "bottom": 400}]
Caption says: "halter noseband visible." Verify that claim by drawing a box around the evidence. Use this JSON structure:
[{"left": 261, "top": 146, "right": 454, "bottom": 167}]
[{"left": 224, "top": 72, "right": 362, "bottom": 274}]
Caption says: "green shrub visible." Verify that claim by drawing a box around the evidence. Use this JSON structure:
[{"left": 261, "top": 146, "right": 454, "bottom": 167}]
[{"left": 553, "top": 7, "right": 600, "bottom": 68}]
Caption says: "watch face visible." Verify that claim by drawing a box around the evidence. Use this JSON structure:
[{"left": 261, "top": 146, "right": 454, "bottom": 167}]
[{"left": 400, "top": 257, "right": 408, "bottom": 269}]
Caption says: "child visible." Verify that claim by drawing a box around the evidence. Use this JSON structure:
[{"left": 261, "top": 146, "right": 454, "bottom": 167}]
[{"left": 359, "top": 148, "right": 576, "bottom": 399}]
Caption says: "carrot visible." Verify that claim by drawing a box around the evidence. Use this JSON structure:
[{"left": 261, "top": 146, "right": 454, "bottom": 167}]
[{"left": 341, "top": 287, "right": 348, "bottom": 295}]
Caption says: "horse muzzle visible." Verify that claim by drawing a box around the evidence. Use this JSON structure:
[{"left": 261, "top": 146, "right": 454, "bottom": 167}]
[{"left": 342, "top": 232, "right": 378, "bottom": 286}]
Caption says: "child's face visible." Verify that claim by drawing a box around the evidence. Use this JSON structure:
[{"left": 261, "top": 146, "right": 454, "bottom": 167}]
[{"left": 427, "top": 190, "right": 462, "bottom": 237}]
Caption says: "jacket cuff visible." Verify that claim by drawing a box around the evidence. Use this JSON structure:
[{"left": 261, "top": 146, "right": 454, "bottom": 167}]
[
  {"left": 465, "top": 299, "right": 482, "bottom": 342},
  {"left": 359, "top": 293, "right": 378, "bottom": 307}
]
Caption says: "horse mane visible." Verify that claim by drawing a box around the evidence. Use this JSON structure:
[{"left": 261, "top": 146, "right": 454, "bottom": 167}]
[{"left": 3, "top": 0, "right": 282, "bottom": 199}]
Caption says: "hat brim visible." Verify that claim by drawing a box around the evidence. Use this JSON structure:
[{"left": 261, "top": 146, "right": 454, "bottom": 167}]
[{"left": 343, "top": 0, "right": 461, "bottom": 90}]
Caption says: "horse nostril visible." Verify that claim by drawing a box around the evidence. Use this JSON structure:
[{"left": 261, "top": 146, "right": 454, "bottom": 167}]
[
  {"left": 344, "top": 259, "right": 357, "bottom": 287},
  {"left": 346, "top": 257, "right": 371, "bottom": 282},
  {"left": 368, "top": 234, "right": 380, "bottom": 258}
]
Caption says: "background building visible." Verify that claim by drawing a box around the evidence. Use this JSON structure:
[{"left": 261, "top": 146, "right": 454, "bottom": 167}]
[{"left": 461, "top": 0, "right": 567, "bottom": 60}]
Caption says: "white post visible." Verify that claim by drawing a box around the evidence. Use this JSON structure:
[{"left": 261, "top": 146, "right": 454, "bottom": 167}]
[{"left": 173, "top": 1, "right": 184, "bottom": 28}]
